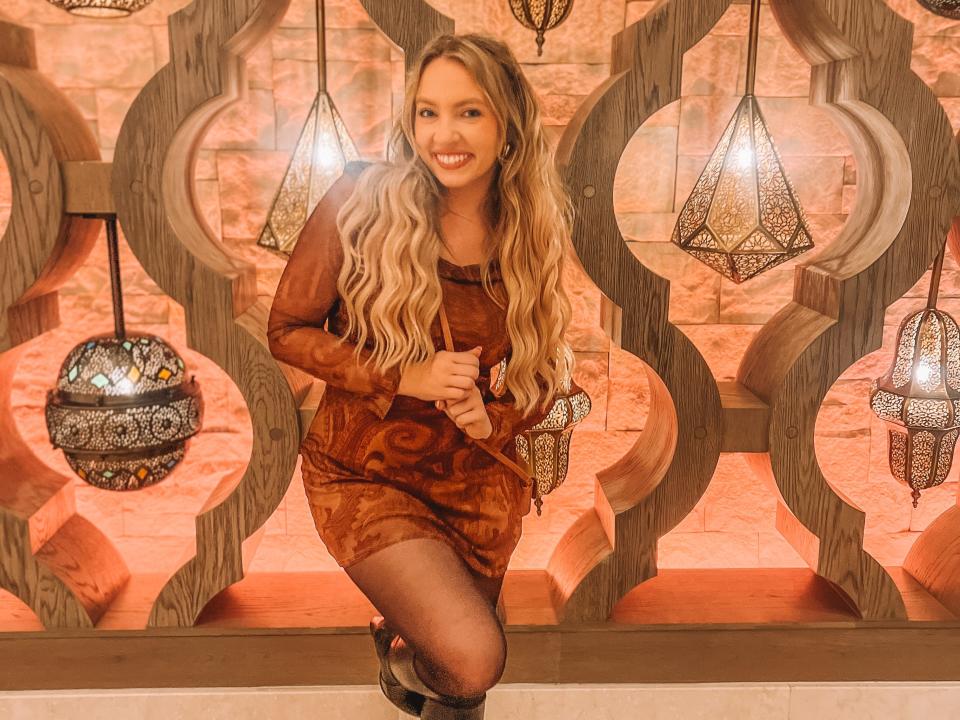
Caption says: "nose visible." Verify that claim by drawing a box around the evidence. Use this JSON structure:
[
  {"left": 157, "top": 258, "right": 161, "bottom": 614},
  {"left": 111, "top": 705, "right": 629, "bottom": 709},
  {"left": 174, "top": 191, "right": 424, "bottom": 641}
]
[{"left": 433, "top": 114, "right": 462, "bottom": 146}]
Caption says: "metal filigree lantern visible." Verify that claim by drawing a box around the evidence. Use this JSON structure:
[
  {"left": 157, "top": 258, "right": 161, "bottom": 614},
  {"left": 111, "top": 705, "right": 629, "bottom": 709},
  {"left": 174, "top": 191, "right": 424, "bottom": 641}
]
[
  {"left": 916, "top": 0, "right": 960, "bottom": 19},
  {"left": 44, "top": 0, "right": 154, "bottom": 17},
  {"left": 672, "top": 0, "right": 813, "bottom": 283},
  {"left": 514, "top": 376, "right": 592, "bottom": 517},
  {"left": 870, "top": 248, "right": 960, "bottom": 507},
  {"left": 257, "top": 0, "right": 360, "bottom": 255},
  {"left": 508, "top": 0, "right": 574, "bottom": 56},
  {"left": 44, "top": 217, "right": 203, "bottom": 491}
]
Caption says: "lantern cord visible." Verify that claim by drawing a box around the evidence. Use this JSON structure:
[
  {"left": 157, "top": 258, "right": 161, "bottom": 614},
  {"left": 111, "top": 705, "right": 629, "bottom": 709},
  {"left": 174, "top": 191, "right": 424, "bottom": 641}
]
[
  {"left": 927, "top": 243, "right": 946, "bottom": 310},
  {"left": 105, "top": 214, "right": 126, "bottom": 340},
  {"left": 315, "top": 0, "right": 326, "bottom": 94},
  {"left": 744, "top": 0, "right": 760, "bottom": 96}
]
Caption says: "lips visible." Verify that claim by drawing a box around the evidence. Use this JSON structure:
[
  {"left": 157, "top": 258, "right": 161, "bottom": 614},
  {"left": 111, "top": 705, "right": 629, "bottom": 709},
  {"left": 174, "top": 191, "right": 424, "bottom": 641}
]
[{"left": 433, "top": 152, "right": 473, "bottom": 170}]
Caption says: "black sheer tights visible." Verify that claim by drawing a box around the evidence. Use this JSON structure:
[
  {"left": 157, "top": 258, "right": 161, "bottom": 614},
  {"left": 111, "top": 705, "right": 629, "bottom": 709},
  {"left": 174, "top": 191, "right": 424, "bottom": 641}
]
[{"left": 343, "top": 537, "right": 507, "bottom": 698}]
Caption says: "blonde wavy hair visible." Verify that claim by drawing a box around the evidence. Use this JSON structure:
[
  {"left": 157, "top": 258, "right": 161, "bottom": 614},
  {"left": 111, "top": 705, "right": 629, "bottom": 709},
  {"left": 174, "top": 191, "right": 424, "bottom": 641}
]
[{"left": 335, "top": 33, "right": 576, "bottom": 417}]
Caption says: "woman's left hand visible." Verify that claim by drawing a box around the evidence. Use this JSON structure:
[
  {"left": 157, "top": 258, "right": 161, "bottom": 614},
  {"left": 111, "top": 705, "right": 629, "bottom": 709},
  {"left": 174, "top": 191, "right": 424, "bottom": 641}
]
[{"left": 436, "top": 384, "right": 492, "bottom": 440}]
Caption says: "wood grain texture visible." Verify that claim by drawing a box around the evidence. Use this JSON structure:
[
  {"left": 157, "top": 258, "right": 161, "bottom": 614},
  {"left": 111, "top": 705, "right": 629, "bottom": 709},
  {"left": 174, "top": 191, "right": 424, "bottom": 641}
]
[
  {"left": 110, "top": 0, "right": 295, "bottom": 627},
  {"left": 737, "top": 0, "right": 960, "bottom": 620},
  {"left": 0, "top": 17, "right": 126, "bottom": 629},
  {"left": 551, "top": 1, "right": 731, "bottom": 623},
  {"left": 902, "top": 129, "right": 960, "bottom": 616},
  {"left": 359, "top": 0, "right": 453, "bottom": 73}
]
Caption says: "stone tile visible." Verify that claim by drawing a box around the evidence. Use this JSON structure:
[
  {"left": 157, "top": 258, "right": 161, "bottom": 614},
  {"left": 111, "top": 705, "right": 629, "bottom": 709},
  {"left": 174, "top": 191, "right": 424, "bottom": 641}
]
[
  {"left": 702, "top": 453, "right": 778, "bottom": 532},
  {"left": 678, "top": 95, "right": 742, "bottom": 156},
  {"left": 749, "top": 36, "right": 811, "bottom": 98},
  {"left": 789, "top": 682, "right": 960, "bottom": 720},
  {"left": 614, "top": 126, "right": 678, "bottom": 214},
  {"left": 436, "top": 0, "right": 625, "bottom": 66},
  {"left": 779, "top": 155, "right": 845, "bottom": 214},
  {"left": 563, "top": 257, "right": 608, "bottom": 353},
  {"left": 912, "top": 36, "right": 960, "bottom": 96},
  {"left": 617, "top": 213, "right": 679, "bottom": 243},
  {"left": 246, "top": 534, "right": 342, "bottom": 573},
  {"left": 95, "top": 87, "right": 140, "bottom": 150},
  {"left": 35, "top": 23, "right": 156, "bottom": 89},
  {"left": 758, "top": 98, "right": 851, "bottom": 157},
  {"left": 659, "top": 530, "right": 760, "bottom": 568},
  {"left": 627, "top": 242, "right": 721, "bottom": 324},
  {"left": 62, "top": 88, "right": 98, "bottom": 121},
  {"left": 521, "top": 63, "right": 610, "bottom": 97},
  {"left": 712, "top": 3, "right": 782, "bottom": 37},
  {"left": 572, "top": 351, "right": 608, "bottom": 432},
  {"left": 539, "top": 94, "right": 587, "bottom": 126},
  {"left": 194, "top": 179, "right": 222, "bottom": 239},
  {"left": 607, "top": 343, "right": 650, "bottom": 432},
  {"left": 0, "top": 0, "right": 74, "bottom": 24},
  {"left": 203, "top": 88, "right": 277, "bottom": 151},
  {"left": 889, "top": 0, "right": 960, "bottom": 35},
  {"left": 273, "top": 27, "right": 391, "bottom": 63},
  {"left": 281, "top": 0, "right": 376, "bottom": 29},
  {"left": 682, "top": 35, "right": 744, "bottom": 96},
  {"left": 817, "top": 379, "right": 873, "bottom": 434},
  {"left": 678, "top": 324, "right": 762, "bottom": 382},
  {"left": 625, "top": 1, "right": 656, "bottom": 26},
  {"left": 216, "top": 151, "right": 290, "bottom": 238},
  {"left": 133, "top": 0, "right": 193, "bottom": 25},
  {"left": 718, "top": 260, "right": 796, "bottom": 325},
  {"left": 221, "top": 238, "right": 286, "bottom": 299}
]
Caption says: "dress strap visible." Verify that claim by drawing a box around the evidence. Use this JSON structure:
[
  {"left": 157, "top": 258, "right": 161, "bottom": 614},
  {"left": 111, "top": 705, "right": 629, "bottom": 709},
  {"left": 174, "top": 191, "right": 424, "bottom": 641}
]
[{"left": 438, "top": 299, "right": 533, "bottom": 486}]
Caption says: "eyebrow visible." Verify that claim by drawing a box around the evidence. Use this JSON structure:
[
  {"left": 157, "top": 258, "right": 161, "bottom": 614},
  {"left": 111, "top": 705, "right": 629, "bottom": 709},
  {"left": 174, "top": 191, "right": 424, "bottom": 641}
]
[{"left": 414, "top": 97, "right": 486, "bottom": 107}]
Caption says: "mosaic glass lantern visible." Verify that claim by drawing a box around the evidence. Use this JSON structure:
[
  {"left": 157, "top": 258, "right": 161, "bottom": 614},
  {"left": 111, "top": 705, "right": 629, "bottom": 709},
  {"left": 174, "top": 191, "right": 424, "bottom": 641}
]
[
  {"left": 508, "top": 0, "right": 574, "bottom": 56},
  {"left": 44, "top": 0, "right": 153, "bottom": 17},
  {"left": 44, "top": 216, "right": 203, "bottom": 491},
  {"left": 46, "top": 335, "right": 203, "bottom": 490},
  {"left": 870, "top": 249, "right": 960, "bottom": 507},
  {"left": 672, "top": 0, "right": 813, "bottom": 283},
  {"left": 257, "top": 0, "right": 360, "bottom": 255},
  {"left": 916, "top": 0, "right": 960, "bottom": 19}
]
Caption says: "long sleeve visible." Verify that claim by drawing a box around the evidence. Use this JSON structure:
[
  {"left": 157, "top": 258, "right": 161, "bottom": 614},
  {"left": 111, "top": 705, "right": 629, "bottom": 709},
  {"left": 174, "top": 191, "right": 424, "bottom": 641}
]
[
  {"left": 481, "top": 375, "right": 586, "bottom": 452},
  {"left": 267, "top": 161, "right": 401, "bottom": 420}
]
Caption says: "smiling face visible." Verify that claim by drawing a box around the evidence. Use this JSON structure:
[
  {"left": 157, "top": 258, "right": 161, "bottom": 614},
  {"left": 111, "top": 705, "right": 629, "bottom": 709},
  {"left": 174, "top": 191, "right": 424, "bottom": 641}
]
[{"left": 413, "top": 56, "right": 502, "bottom": 194}]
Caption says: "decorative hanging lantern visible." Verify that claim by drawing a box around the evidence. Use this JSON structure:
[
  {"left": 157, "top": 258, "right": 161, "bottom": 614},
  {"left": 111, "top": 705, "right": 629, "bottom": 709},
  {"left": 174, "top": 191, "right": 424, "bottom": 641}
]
[
  {"left": 44, "top": 0, "right": 153, "bottom": 18},
  {"left": 44, "top": 216, "right": 203, "bottom": 491},
  {"left": 508, "top": 0, "right": 574, "bottom": 57},
  {"left": 257, "top": 0, "right": 360, "bottom": 255},
  {"left": 870, "top": 247, "right": 960, "bottom": 508},
  {"left": 672, "top": 0, "right": 813, "bottom": 283},
  {"left": 915, "top": 0, "right": 960, "bottom": 19}
]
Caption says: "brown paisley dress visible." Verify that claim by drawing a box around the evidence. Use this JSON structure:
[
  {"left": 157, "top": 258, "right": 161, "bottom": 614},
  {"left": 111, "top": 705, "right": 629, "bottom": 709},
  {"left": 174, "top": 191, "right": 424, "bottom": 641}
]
[{"left": 267, "top": 161, "right": 580, "bottom": 578}]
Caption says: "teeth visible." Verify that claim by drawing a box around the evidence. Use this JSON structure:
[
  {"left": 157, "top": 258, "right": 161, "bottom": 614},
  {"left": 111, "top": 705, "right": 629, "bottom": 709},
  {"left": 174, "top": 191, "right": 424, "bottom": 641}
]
[{"left": 435, "top": 153, "right": 470, "bottom": 166}]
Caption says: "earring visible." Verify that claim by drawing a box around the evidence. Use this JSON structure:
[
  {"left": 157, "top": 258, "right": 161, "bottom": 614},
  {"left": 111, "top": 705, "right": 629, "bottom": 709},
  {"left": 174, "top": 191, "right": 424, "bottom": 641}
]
[{"left": 498, "top": 142, "right": 512, "bottom": 162}]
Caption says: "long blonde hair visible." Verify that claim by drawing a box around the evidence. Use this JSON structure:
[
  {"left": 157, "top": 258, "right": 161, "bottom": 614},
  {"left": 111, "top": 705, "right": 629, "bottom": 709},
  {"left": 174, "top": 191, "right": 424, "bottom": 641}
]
[{"left": 335, "top": 33, "right": 576, "bottom": 416}]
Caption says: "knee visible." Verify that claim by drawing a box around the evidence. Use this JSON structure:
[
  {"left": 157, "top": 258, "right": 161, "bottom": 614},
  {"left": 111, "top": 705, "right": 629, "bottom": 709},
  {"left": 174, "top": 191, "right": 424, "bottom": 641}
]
[{"left": 429, "top": 627, "right": 507, "bottom": 696}]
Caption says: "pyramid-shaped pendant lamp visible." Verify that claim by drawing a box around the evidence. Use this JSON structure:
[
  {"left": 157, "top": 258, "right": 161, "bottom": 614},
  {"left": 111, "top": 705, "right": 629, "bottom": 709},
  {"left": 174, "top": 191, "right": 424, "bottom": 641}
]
[
  {"left": 672, "top": 0, "right": 813, "bottom": 283},
  {"left": 258, "top": 0, "right": 360, "bottom": 255}
]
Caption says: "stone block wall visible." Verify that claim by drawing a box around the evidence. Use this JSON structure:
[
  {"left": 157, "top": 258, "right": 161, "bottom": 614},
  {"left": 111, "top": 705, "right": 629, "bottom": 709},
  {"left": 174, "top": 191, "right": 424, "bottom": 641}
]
[{"left": 0, "top": 0, "right": 957, "bottom": 577}]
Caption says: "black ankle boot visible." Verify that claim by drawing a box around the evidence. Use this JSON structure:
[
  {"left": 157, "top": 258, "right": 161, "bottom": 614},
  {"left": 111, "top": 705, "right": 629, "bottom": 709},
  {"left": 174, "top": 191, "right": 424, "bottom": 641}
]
[{"left": 369, "top": 616, "right": 425, "bottom": 717}]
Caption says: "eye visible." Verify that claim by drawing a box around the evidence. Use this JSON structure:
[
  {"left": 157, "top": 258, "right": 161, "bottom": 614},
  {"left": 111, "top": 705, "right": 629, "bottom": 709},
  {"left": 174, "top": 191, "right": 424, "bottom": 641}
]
[
  {"left": 464, "top": 108, "right": 482, "bottom": 118},
  {"left": 417, "top": 108, "right": 435, "bottom": 118}
]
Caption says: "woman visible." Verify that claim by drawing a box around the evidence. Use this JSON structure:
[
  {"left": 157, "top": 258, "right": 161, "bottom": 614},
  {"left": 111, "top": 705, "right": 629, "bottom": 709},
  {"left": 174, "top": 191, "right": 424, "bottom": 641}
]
[{"left": 267, "top": 33, "right": 581, "bottom": 719}]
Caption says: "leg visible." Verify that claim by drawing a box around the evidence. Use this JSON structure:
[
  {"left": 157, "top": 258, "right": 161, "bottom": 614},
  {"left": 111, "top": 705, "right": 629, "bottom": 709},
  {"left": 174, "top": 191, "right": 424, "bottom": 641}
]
[
  {"left": 465, "top": 567, "right": 506, "bottom": 625},
  {"left": 345, "top": 537, "right": 507, "bottom": 699}
]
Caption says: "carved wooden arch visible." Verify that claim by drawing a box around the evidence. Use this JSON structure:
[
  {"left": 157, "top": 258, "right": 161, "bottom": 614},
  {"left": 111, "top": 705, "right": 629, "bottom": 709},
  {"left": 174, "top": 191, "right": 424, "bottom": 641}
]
[
  {"left": 904, "top": 129, "right": 960, "bottom": 616},
  {"left": 111, "top": 0, "right": 296, "bottom": 627},
  {"left": 0, "top": 18, "right": 128, "bottom": 627},
  {"left": 551, "top": 0, "right": 959, "bottom": 622}
]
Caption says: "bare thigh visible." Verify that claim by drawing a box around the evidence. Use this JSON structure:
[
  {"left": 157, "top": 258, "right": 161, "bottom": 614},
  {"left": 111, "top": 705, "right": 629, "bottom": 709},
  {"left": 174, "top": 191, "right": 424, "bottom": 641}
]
[{"left": 344, "top": 537, "right": 507, "bottom": 697}]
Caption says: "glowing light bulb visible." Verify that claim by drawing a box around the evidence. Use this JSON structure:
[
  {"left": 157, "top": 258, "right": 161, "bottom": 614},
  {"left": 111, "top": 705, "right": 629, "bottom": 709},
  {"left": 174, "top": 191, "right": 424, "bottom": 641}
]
[{"left": 916, "top": 364, "right": 931, "bottom": 384}]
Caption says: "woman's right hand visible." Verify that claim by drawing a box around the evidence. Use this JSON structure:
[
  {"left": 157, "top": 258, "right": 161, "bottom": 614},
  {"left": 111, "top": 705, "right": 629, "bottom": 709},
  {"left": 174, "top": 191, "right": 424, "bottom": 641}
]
[{"left": 398, "top": 346, "right": 482, "bottom": 402}]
